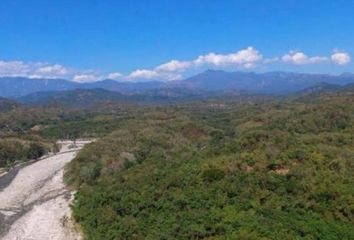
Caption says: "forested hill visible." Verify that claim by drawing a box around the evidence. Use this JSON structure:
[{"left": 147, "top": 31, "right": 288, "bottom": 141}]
[
  {"left": 65, "top": 89, "right": 354, "bottom": 239},
  {"left": 16, "top": 88, "right": 208, "bottom": 107},
  {"left": 0, "top": 97, "right": 20, "bottom": 112}
]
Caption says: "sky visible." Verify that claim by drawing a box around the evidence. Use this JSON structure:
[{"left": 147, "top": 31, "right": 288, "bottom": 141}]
[{"left": 0, "top": 0, "right": 353, "bottom": 82}]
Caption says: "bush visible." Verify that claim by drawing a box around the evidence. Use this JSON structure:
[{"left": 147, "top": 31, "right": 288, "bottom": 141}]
[
  {"left": 202, "top": 168, "right": 225, "bottom": 182},
  {"left": 27, "top": 142, "right": 46, "bottom": 159}
]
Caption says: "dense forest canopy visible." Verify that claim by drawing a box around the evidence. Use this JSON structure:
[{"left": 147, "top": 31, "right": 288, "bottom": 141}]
[{"left": 64, "top": 90, "right": 353, "bottom": 239}]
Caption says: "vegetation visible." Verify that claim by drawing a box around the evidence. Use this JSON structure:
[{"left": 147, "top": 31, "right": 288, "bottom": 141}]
[
  {"left": 0, "top": 135, "right": 57, "bottom": 167},
  {"left": 0, "top": 105, "right": 65, "bottom": 167},
  {"left": 63, "top": 90, "right": 354, "bottom": 239},
  {"left": 1, "top": 89, "right": 353, "bottom": 238},
  {"left": 0, "top": 100, "right": 136, "bottom": 167}
]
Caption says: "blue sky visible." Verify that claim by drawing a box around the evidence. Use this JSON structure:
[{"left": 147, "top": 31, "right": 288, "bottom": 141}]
[{"left": 0, "top": 0, "right": 353, "bottom": 82}]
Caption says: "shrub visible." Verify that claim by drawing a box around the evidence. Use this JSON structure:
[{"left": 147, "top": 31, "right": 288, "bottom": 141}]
[{"left": 202, "top": 168, "right": 225, "bottom": 182}]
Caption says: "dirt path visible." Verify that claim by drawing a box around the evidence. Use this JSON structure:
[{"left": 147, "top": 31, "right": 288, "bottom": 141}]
[{"left": 0, "top": 140, "right": 90, "bottom": 240}]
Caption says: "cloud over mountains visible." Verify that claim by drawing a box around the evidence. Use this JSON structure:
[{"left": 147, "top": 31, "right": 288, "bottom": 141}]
[{"left": 0, "top": 47, "right": 351, "bottom": 82}]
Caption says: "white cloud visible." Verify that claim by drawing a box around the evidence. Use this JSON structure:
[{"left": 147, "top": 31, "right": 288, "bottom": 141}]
[
  {"left": 161, "top": 73, "right": 183, "bottom": 81},
  {"left": 128, "top": 69, "right": 160, "bottom": 80},
  {"left": 0, "top": 61, "right": 71, "bottom": 79},
  {"left": 331, "top": 51, "right": 350, "bottom": 65},
  {"left": 194, "top": 47, "right": 263, "bottom": 68},
  {"left": 73, "top": 74, "right": 101, "bottom": 83},
  {"left": 127, "top": 68, "right": 183, "bottom": 81},
  {"left": 282, "top": 51, "right": 328, "bottom": 65},
  {"left": 0, "top": 60, "right": 30, "bottom": 77},
  {"left": 155, "top": 60, "right": 192, "bottom": 72},
  {"left": 150, "top": 47, "right": 263, "bottom": 77},
  {"left": 0, "top": 60, "right": 102, "bottom": 82},
  {"left": 107, "top": 72, "right": 123, "bottom": 80},
  {"left": 36, "top": 64, "right": 69, "bottom": 76}
]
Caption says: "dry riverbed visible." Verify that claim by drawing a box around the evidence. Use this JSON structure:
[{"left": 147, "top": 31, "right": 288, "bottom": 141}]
[{"left": 0, "top": 140, "right": 91, "bottom": 240}]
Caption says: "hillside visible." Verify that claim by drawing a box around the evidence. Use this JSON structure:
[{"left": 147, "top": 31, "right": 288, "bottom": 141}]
[
  {"left": 65, "top": 89, "right": 354, "bottom": 239},
  {"left": 0, "top": 98, "right": 20, "bottom": 112},
  {"left": 17, "top": 88, "right": 132, "bottom": 107},
  {"left": 17, "top": 88, "right": 209, "bottom": 107}
]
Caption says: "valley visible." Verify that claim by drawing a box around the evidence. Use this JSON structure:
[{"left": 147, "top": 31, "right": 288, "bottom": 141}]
[
  {"left": 0, "top": 0, "right": 354, "bottom": 240},
  {"left": 0, "top": 82, "right": 353, "bottom": 239},
  {"left": 1, "top": 2, "right": 353, "bottom": 239}
]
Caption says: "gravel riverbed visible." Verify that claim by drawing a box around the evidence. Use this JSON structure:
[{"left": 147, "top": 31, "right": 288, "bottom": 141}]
[{"left": 0, "top": 140, "right": 90, "bottom": 240}]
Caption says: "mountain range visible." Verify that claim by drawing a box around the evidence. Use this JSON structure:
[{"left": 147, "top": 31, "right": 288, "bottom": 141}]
[
  {"left": 1, "top": 70, "right": 354, "bottom": 99},
  {"left": 182, "top": 70, "right": 354, "bottom": 93},
  {"left": 0, "top": 77, "right": 164, "bottom": 98}
]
